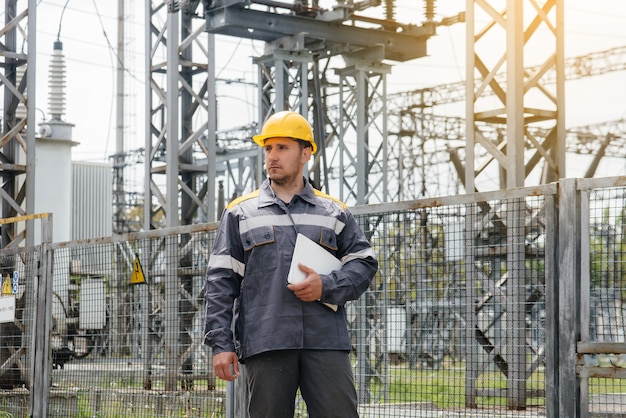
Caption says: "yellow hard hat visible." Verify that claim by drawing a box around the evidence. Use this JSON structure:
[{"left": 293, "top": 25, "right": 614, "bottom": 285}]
[{"left": 252, "top": 111, "right": 317, "bottom": 154}]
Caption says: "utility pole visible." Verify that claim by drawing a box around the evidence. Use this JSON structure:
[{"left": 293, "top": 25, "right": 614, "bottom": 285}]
[{"left": 113, "top": 0, "right": 126, "bottom": 234}]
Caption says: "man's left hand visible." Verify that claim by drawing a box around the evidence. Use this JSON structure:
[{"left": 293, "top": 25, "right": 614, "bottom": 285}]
[{"left": 287, "top": 263, "right": 323, "bottom": 302}]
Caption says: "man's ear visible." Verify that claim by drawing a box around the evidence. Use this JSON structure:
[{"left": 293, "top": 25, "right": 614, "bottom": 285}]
[{"left": 301, "top": 147, "right": 312, "bottom": 162}]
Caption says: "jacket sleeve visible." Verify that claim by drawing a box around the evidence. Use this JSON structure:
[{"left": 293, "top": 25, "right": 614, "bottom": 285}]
[
  {"left": 203, "top": 208, "right": 244, "bottom": 355},
  {"left": 319, "top": 209, "right": 378, "bottom": 305}
]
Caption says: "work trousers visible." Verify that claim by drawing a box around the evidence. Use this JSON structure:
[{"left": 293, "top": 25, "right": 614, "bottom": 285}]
[{"left": 244, "top": 349, "right": 359, "bottom": 418}]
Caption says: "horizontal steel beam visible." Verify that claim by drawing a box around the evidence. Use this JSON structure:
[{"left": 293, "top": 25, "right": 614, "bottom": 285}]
[{"left": 205, "top": 5, "right": 435, "bottom": 62}]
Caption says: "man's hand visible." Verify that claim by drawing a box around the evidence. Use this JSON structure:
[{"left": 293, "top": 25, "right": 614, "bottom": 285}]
[
  {"left": 213, "top": 351, "right": 239, "bottom": 381},
  {"left": 287, "top": 263, "right": 323, "bottom": 302}
]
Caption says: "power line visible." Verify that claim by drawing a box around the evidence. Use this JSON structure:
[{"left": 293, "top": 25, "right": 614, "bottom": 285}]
[
  {"left": 90, "top": 0, "right": 141, "bottom": 83},
  {"left": 55, "top": 0, "right": 71, "bottom": 40}
]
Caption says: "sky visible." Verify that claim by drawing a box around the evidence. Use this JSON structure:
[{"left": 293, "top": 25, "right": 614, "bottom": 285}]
[{"left": 30, "top": 0, "right": 626, "bottom": 179}]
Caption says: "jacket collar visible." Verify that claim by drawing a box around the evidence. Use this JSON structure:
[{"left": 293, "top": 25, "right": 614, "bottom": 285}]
[{"left": 258, "top": 177, "right": 317, "bottom": 208}]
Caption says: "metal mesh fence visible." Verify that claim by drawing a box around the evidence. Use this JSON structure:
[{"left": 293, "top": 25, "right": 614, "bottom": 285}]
[
  {"left": 1, "top": 179, "right": 626, "bottom": 417},
  {"left": 349, "top": 194, "right": 547, "bottom": 417},
  {"left": 45, "top": 229, "right": 223, "bottom": 417},
  {"left": 582, "top": 184, "right": 626, "bottom": 416},
  {"left": 0, "top": 249, "right": 38, "bottom": 393}
]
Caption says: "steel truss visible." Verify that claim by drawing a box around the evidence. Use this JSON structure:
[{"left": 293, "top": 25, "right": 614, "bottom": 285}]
[
  {"left": 254, "top": 47, "right": 311, "bottom": 183},
  {"left": 387, "top": 114, "right": 626, "bottom": 200},
  {"left": 202, "top": 0, "right": 435, "bottom": 210},
  {"left": 144, "top": 1, "right": 214, "bottom": 392},
  {"left": 0, "top": 0, "right": 37, "bottom": 248},
  {"left": 462, "top": 0, "right": 563, "bottom": 410},
  {"left": 334, "top": 61, "right": 391, "bottom": 204},
  {"left": 465, "top": 0, "right": 565, "bottom": 191},
  {"left": 386, "top": 43, "right": 626, "bottom": 201},
  {"left": 0, "top": 5, "right": 39, "bottom": 412}
]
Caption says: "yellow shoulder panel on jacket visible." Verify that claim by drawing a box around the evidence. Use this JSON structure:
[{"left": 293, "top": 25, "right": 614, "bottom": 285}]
[
  {"left": 313, "top": 189, "right": 347, "bottom": 210},
  {"left": 227, "top": 190, "right": 260, "bottom": 210}
]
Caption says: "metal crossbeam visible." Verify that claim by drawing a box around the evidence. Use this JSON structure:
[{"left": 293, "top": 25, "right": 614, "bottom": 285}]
[{"left": 205, "top": 2, "right": 435, "bottom": 62}]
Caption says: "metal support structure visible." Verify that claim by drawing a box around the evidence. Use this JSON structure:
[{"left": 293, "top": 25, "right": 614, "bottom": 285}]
[
  {"left": 256, "top": 48, "right": 311, "bottom": 118},
  {"left": 391, "top": 112, "right": 626, "bottom": 199},
  {"left": 144, "top": 0, "right": 215, "bottom": 391},
  {"left": 0, "top": 0, "right": 37, "bottom": 247},
  {"left": 112, "top": 0, "right": 127, "bottom": 234},
  {"left": 254, "top": 47, "right": 311, "bottom": 183},
  {"left": 206, "top": 33, "right": 217, "bottom": 221},
  {"left": 165, "top": 4, "right": 180, "bottom": 229},
  {"left": 7, "top": 1, "right": 621, "bottom": 239},
  {"left": 204, "top": 2, "right": 434, "bottom": 63},
  {"left": 202, "top": 0, "right": 435, "bottom": 205},
  {"left": 335, "top": 61, "right": 391, "bottom": 205},
  {"left": 368, "top": 42, "right": 625, "bottom": 199},
  {"left": 506, "top": 197, "right": 527, "bottom": 408},
  {"left": 464, "top": 202, "right": 479, "bottom": 408},
  {"left": 462, "top": 0, "right": 564, "bottom": 410},
  {"left": 0, "top": 2, "right": 38, "bottom": 412},
  {"left": 555, "top": 178, "right": 581, "bottom": 417},
  {"left": 145, "top": 1, "right": 214, "bottom": 230},
  {"left": 30, "top": 213, "right": 53, "bottom": 418},
  {"left": 465, "top": 0, "right": 565, "bottom": 191},
  {"left": 388, "top": 110, "right": 466, "bottom": 200}
]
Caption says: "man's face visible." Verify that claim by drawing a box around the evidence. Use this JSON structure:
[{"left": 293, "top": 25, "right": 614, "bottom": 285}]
[{"left": 263, "top": 137, "right": 311, "bottom": 185}]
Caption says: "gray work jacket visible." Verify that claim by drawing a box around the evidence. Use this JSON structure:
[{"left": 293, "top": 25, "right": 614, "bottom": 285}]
[{"left": 204, "top": 178, "right": 378, "bottom": 361}]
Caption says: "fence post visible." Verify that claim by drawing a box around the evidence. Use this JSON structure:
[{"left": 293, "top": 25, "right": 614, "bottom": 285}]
[
  {"left": 226, "top": 365, "right": 249, "bottom": 418},
  {"left": 507, "top": 197, "right": 527, "bottom": 409},
  {"left": 355, "top": 293, "right": 369, "bottom": 404},
  {"left": 30, "top": 214, "right": 54, "bottom": 418},
  {"left": 464, "top": 202, "right": 479, "bottom": 408},
  {"left": 556, "top": 178, "right": 582, "bottom": 417},
  {"left": 165, "top": 234, "right": 180, "bottom": 391},
  {"left": 544, "top": 191, "right": 559, "bottom": 417}
]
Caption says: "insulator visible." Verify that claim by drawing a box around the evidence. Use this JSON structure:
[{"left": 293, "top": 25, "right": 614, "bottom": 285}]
[
  {"left": 424, "top": 0, "right": 436, "bottom": 22},
  {"left": 48, "top": 40, "right": 66, "bottom": 121},
  {"left": 385, "top": 0, "right": 395, "bottom": 21},
  {"left": 167, "top": 0, "right": 181, "bottom": 13}
]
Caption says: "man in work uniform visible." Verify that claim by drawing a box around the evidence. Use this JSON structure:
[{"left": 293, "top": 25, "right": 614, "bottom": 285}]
[{"left": 204, "top": 110, "right": 378, "bottom": 418}]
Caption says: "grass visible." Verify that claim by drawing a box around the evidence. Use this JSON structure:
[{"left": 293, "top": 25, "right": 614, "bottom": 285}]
[
  {"left": 589, "top": 377, "right": 626, "bottom": 394},
  {"left": 50, "top": 389, "right": 226, "bottom": 418},
  {"left": 40, "top": 360, "right": 626, "bottom": 416},
  {"left": 368, "top": 365, "right": 547, "bottom": 408}
]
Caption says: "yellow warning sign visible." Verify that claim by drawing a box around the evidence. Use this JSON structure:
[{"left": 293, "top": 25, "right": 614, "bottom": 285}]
[
  {"left": 130, "top": 254, "right": 146, "bottom": 285},
  {"left": 1, "top": 275, "right": 12, "bottom": 296}
]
